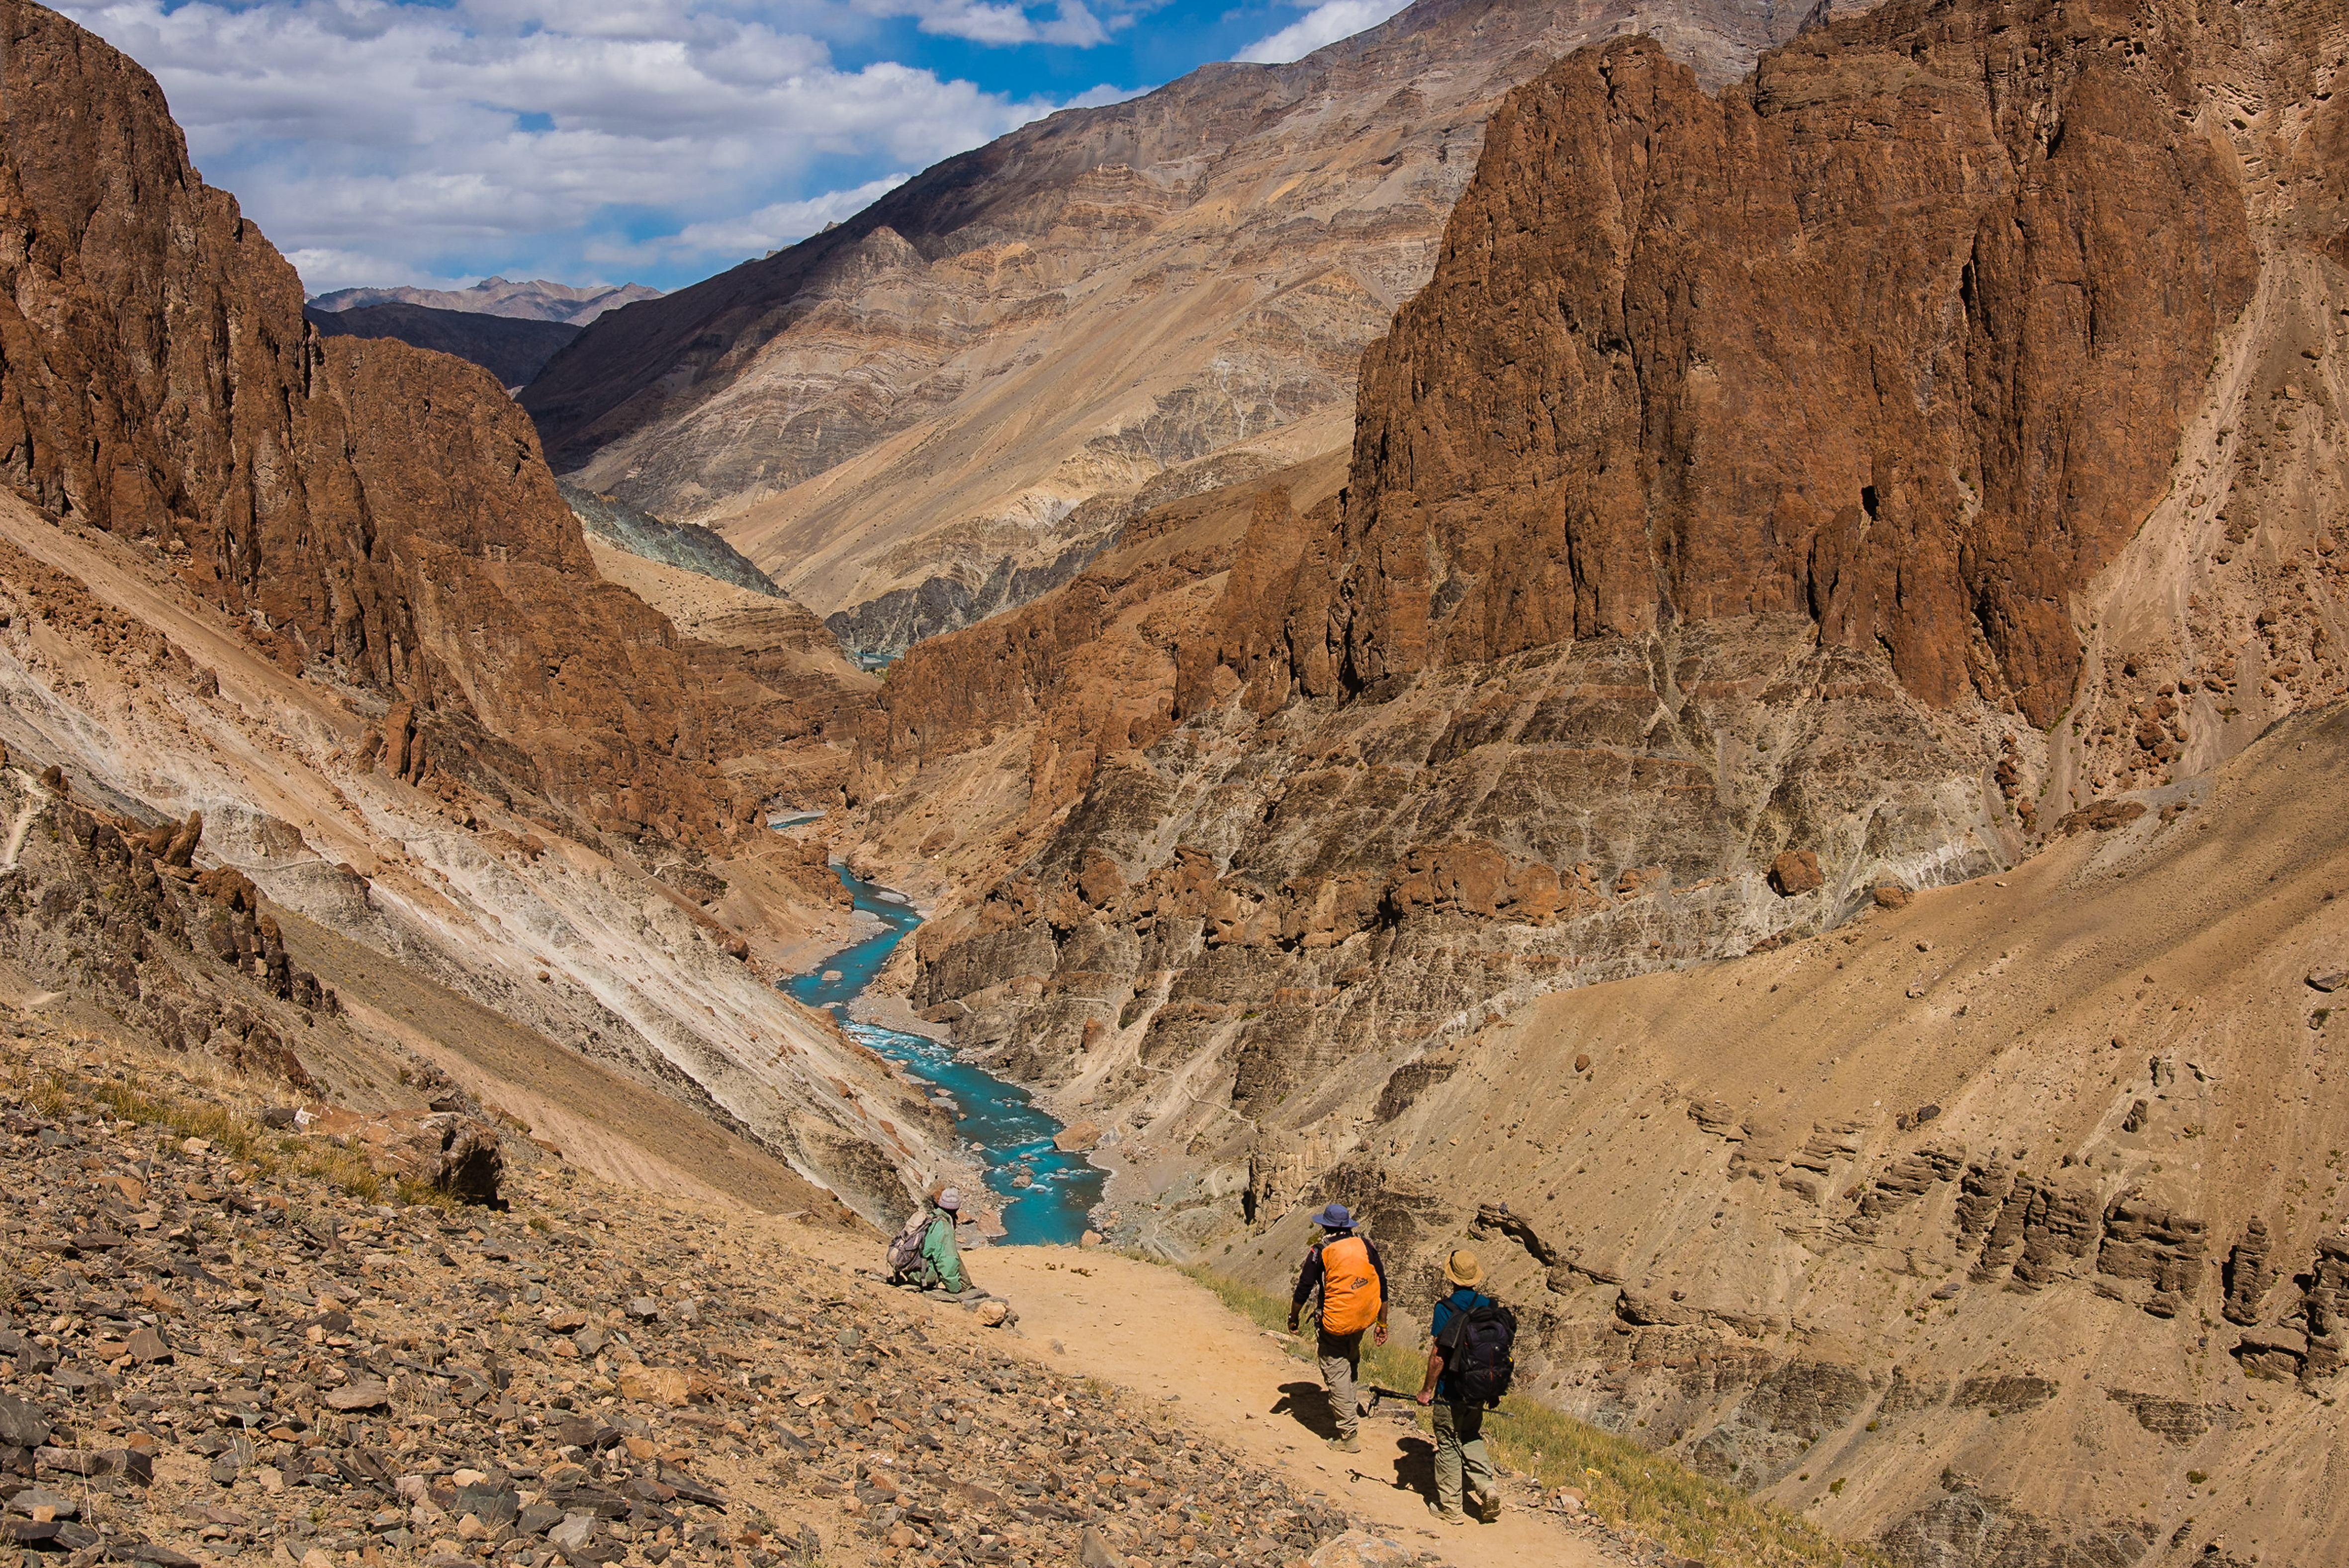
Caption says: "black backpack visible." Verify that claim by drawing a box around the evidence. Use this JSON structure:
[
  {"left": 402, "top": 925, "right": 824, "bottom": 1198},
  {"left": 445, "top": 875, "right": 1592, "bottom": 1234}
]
[{"left": 1437, "top": 1298, "right": 1517, "bottom": 1407}]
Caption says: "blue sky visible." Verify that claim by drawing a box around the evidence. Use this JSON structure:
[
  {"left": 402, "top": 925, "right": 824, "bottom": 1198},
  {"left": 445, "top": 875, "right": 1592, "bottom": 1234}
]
[{"left": 58, "top": 0, "right": 1413, "bottom": 297}]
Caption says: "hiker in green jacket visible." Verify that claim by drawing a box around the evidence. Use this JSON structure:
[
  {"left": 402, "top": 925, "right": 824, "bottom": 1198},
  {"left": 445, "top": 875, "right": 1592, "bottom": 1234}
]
[{"left": 914, "top": 1188, "right": 975, "bottom": 1296}]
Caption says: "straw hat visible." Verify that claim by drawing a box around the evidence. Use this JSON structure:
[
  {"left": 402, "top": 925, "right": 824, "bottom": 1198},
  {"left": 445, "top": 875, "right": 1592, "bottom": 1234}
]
[{"left": 1443, "top": 1248, "right": 1484, "bottom": 1288}]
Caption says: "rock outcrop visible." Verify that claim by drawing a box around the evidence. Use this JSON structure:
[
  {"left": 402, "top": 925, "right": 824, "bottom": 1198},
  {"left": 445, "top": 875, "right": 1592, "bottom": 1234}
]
[
  {"left": 0, "top": 0, "right": 853, "bottom": 852},
  {"left": 837, "top": 0, "right": 2349, "bottom": 1557},
  {"left": 524, "top": 0, "right": 1835, "bottom": 629},
  {"left": 1250, "top": 10, "right": 2257, "bottom": 728}
]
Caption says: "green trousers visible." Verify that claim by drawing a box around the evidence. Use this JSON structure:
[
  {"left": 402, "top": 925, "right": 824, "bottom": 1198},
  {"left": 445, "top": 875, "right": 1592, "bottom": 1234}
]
[{"left": 1432, "top": 1399, "right": 1493, "bottom": 1516}]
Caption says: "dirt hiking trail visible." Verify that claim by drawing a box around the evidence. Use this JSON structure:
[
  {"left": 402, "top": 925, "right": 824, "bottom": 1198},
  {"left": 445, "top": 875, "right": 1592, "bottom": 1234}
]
[{"left": 795, "top": 1231, "right": 1616, "bottom": 1566}]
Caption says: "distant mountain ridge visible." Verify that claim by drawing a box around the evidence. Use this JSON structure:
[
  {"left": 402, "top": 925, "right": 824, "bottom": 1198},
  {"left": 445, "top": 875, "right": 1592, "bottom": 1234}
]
[
  {"left": 522, "top": 0, "right": 1832, "bottom": 636},
  {"left": 308, "top": 275, "right": 661, "bottom": 326},
  {"left": 303, "top": 301, "right": 581, "bottom": 389}
]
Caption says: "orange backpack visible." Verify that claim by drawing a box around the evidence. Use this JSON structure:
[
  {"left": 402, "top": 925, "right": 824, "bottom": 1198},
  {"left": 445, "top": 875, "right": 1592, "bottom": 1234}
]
[{"left": 1317, "top": 1235, "right": 1382, "bottom": 1335}]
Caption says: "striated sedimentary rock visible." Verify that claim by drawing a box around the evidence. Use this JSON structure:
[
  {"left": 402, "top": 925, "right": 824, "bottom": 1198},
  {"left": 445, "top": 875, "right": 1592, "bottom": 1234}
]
[{"left": 526, "top": 0, "right": 1838, "bottom": 628}]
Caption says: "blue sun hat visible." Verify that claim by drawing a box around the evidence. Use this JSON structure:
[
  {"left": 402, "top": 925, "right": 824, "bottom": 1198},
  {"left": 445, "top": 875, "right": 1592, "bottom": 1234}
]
[{"left": 1312, "top": 1202, "right": 1354, "bottom": 1230}]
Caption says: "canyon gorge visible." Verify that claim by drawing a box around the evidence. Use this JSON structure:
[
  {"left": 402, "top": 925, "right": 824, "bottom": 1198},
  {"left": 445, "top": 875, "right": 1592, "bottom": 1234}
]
[
  {"left": 827, "top": 0, "right": 2349, "bottom": 1560},
  {"left": 4, "top": 0, "right": 2349, "bottom": 1562}
]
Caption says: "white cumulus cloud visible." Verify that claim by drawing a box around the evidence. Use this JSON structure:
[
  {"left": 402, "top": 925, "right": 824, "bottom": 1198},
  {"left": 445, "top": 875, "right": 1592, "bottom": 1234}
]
[
  {"left": 1234, "top": 0, "right": 1411, "bottom": 64},
  {"left": 661, "top": 174, "right": 914, "bottom": 257},
  {"left": 857, "top": 0, "right": 1111, "bottom": 45},
  {"left": 55, "top": 0, "right": 1125, "bottom": 293}
]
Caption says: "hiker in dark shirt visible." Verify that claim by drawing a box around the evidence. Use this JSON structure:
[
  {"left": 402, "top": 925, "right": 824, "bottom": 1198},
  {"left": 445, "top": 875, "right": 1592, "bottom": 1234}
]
[
  {"left": 1285, "top": 1203, "right": 1388, "bottom": 1453},
  {"left": 1416, "top": 1248, "right": 1499, "bottom": 1524}
]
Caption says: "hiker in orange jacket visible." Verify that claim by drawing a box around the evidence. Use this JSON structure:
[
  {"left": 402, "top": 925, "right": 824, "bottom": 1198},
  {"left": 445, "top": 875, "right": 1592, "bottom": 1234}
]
[{"left": 1285, "top": 1202, "right": 1388, "bottom": 1453}]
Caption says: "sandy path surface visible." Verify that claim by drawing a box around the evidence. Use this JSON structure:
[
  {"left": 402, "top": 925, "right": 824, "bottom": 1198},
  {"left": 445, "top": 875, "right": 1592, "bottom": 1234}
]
[{"left": 883, "top": 1241, "right": 1618, "bottom": 1568}]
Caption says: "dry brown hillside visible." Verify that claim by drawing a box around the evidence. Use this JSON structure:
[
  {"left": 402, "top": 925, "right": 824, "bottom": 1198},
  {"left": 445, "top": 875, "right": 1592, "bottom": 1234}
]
[
  {"left": 826, "top": 0, "right": 2349, "bottom": 1558},
  {"left": 1212, "top": 701, "right": 2349, "bottom": 1566},
  {"left": 0, "top": 0, "right": 931, "bottom": 1224},
  {"left": 522, "top": 0, "right": 1834, "bottom": 651}
]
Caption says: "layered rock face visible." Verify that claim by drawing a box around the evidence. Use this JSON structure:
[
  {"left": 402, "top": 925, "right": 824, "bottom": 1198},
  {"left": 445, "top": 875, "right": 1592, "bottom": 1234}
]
[
  {"left": 0, "top": 0, "right": 937, "bottom": 1223},
  {"left": 524, "top": 0, "right": 1832, "bottom": 642},
  {"left": 1276, "top": 10, "right": 2259, "bottom": 728},
  {"left": 0, "top": 0, "right": 843, "bottom": 852},
  {"left": 844, "top": 0, "right": 2349, "bottom": 1552}
]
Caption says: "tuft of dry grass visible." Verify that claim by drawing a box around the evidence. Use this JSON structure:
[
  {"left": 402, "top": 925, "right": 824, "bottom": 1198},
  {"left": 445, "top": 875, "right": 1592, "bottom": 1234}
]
[
  {"left": 29, "top": 1068, "right": 457, "bottom": 1211},
  {"left": 1175, "top": 1263, "right": 1879, "bottom": 1568}
]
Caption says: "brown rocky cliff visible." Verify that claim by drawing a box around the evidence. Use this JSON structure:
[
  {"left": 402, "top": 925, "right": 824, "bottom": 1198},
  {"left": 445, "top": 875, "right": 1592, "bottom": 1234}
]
[
  {"left": 0, "top": 0, "right": 854, "bottom": 846},
  {"left": 1230, "top": 0, "right": 2257, "bottom": 726},
  {"left": 856, "top": 0, "right": 2349, "bottom": 1211},
  {"left": 524, "top": 0, "right": 1837, "bottom": 634}
]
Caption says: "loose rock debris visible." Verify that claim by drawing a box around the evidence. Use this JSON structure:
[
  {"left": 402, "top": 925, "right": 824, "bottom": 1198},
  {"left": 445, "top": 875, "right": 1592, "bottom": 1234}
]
[{"left": 0, "top": 1034, "right": 1447, "bottom": 1568}]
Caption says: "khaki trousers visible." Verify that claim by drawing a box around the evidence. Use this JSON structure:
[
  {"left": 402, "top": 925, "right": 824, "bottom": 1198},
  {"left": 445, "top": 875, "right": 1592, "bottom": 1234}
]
[
  {"left": 1316, "top": 1328, "right": 1363, "bottom": 1439},
  {"left": 1433, "top": 1399, "right": 1493, "bottom": 1516}
]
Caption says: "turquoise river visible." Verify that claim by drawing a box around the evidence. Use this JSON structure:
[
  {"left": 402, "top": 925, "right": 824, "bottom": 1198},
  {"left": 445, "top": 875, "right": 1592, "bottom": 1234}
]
[{"left": 779, "top": 865, "right": 1106, "bottom": 1246}]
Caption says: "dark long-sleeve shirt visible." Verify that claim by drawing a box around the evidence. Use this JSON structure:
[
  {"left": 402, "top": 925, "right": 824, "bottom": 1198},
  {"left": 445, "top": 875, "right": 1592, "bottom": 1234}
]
[{"left": 1292, "top": 1233, "right": 1388, "bottom": 1318}]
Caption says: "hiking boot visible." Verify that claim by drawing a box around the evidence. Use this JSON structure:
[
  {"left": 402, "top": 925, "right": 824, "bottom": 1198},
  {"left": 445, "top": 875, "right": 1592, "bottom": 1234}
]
[
  {"left": 1470, "top": 1485, "right": 1502, "bottom": 1520},
  {"left": 1425, "top": 1501, "right": 1466, "bottom": 1526},
  {"left": 1327, "top": 1435, "right": 1361, "bottom": 1454}
]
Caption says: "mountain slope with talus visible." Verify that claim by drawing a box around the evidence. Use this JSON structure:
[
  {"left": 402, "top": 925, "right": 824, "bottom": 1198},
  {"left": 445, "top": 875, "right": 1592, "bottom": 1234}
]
[
  {"left": 0, "top": 0, "right": 942, "bottom": 1227},
  {"left": 520, "top": 0, "right": 1838, "bottom": 651},
  {"left": 831, "top": 0, "right": 2349, "bottom": 1557}
]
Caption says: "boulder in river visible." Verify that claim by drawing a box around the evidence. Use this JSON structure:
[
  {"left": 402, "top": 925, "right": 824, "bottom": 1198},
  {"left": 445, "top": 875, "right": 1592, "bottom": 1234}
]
[{"left": 1054, "top": 1120, "right": 1101, "bottom": 1153}]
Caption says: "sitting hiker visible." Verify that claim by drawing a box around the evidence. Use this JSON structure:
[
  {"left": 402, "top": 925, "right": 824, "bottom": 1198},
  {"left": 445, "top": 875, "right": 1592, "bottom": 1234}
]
[
  {"left": 1285, "top": 1202, "right": 1388, "bottom": 1454},
  {"left": 886, "top": 1187, "right": 981, "bottom": 1297},
  {"left": 1416, "top": 1247, "right": 1516, "bottom": 1524}
]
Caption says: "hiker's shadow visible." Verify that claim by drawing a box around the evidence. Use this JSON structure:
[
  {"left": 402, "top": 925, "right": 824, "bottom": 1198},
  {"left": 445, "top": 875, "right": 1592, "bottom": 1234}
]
[
  {"left": 1389, "top": 1435, "right": 1435, "bottom": 1497},
  {"left": 1271, "top": 1381, "right": 1338, "bottom": 1439}
]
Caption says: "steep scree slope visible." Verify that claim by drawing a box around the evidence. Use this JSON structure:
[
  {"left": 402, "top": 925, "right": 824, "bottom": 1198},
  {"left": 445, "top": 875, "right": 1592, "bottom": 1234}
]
[
  {"left": 522, "top": 0, "right": 1832, "bottom": 641},
  {"left": 0, "top": 0, "right": 919, "bottom": 1221}
]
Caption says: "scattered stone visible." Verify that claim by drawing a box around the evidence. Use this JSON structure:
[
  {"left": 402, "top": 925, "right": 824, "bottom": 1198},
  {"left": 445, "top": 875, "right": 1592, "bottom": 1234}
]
[
  {"left": 1306, "top": 1530, "right": 1418, "bottom": 1567},
  {"left": 0, "top": 1391, "right": 51, "bottom": 1449},
  {"left": 1054, "top": 1120, "right": 1103, "bottom": 1153},
  {"left": 618, "top": 1367, "right": 690, "bottom": 1405},
  {"left": 0, "top": 1029, "right": 1372, "bottom": 1568},
  {"left": 1574, "top": 1052, "right": 1592, "bottom": 1073},
  {"left": 1768, "top": 848, "right": 1824, "bottom": 895},
  {"left": 1080, "top": 1229, "right": 1104, "bottom": 1248},
  {"left": 323, "top": 1380, "right": 391, "bottom": 1411},
  {"left": 1872, "top": 882, "right": 1913, "bottom": 909},
  {"left": 2309, "top": 967, "right": 2349, "bottom": 993}
]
